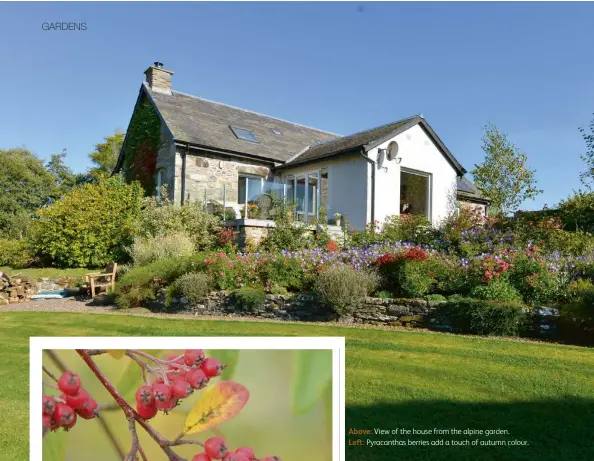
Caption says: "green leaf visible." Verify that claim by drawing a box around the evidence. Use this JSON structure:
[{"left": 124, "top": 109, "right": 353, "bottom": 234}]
[
  {"left": 291, "top": 350, "right": 332, "bottom": 415},
  {"left": 42, "top": 427, "right": 68, "bottom": 461},
  {"left": 208, "top": 350, "right": 240, "bottom": 380}
]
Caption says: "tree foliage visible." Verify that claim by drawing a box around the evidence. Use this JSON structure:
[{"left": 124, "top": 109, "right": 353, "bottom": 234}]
[
  {"left": 30, "top": 176, "right": 144, "bottom": 267},
  {"left": 471, "top": 123, "right": 542, "bottom": 216},
  {"left": 88, "top": 131, "right": 125, "bottom": 181},
  {"left": 579, "top": 114, "right": 594, "bottom": 189},
  {"left": 0, "top": 148, "right": 58, "bottom": 238}
]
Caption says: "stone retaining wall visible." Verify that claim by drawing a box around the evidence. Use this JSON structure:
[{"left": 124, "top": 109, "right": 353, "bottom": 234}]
[{"left": 155, "top": 291, "right": 560, "bottom": 339}]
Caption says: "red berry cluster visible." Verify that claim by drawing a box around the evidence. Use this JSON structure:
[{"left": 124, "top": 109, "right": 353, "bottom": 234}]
[
  {"left": 135, "top": 350, "right": 223, "bottom": 419},
  {"left": 191, "top": 436, "right": 282, "bottom": 461},
  {"left": 43, "top": 371, "right": 98, "bottom": 437}
]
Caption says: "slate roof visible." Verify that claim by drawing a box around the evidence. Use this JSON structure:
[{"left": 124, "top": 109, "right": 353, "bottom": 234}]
[
  {"left": 278, "top": 115, "right": 466, "bottom": 175},
  {"left": 144, "top": 83, "right": 339, "bottom": 163},
  {"left": 119, "top": 82, "right": 467, "bottom": 177},
  {"left": 279, "top": 116, "right": 418, "bottom": 168},
  {"left": 457, "top": 176, "right": 489, "bottom": 203}
]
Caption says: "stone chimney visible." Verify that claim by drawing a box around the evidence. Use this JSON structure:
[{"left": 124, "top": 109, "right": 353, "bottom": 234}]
[{"left": 144, "top": 62, "right": 174, "bottom": 95}]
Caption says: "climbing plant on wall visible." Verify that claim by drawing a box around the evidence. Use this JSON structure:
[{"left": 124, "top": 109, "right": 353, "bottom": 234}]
[{"left": 122, "top": 98, "right": 163, "bottom": 195}]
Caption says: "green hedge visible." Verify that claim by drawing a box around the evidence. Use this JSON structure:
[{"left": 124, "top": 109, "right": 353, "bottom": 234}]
[{"left": 435, "top": 298, "right": 528, "bottom": 336}]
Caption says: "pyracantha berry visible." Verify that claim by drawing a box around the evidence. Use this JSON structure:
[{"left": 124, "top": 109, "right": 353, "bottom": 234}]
[
  {"left": 42, "top": 414, "right": 51, "bottom": 437},
  {"left": 153, "top": 382, "right": 173, "bottom": 403},
  {"left": 58, "top": 371, "right": 81, "bottom": 396},
  {"left": 64, "top": 389, "right": 89, "bottom": 410},
  {"left": 235, "top": 447, "right": 255, "bottom": 460},
  {"left": 204, "top": 437, "right": 228, "bottom": 459},
  {"left": 136, "top": 402, "right": 158, "bottom": 420},
  {"left": 201, "top": 358, "right": 223, "bottom": 378},
  {"left": 53, "top": 403, "right": 77, "bottom": 429},
  {"left": 171, "top": 378, "right": 193, "bottom": 399},
  {"left": 43, "top": 396, "right": 56, "bottom": 416},
  {"left": 184, "top": 349, "right": 205, "bottom": 367},
  {"left": 191, "top": 454, "right": 212, "bottom": 461},
  {"left": 223, "top": 452, "right": 249, "bottom": 461},
  {"left": 76, "top": 397, "right": 98, "bottom": 419},
  {"left": 186, "top": 368, "right": 209, "bottom": 389},
  {"left": 157, "top": 397, "right": 177, "bottom": 412},
  {"left": 136, "top": 385, "right": 155, "bottom": 406}
]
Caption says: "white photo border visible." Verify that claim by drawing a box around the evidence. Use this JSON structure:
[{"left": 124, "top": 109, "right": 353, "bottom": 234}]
[{"left": 31, "top": 336, "right": 345, "bottom": 461}]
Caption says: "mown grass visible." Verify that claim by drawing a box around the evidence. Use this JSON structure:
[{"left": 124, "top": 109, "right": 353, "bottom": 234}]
[
  {"left": 1, "top": 312, "right": 593, "bottom": 460},
  {"left": 0, "top": 266, "right": 93, "bottom": 279}
]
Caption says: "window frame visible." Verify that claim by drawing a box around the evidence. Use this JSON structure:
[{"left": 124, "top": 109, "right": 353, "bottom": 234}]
[
  {"left": 230, "top": 125, "right": 258, "bottom": 143},
  {"left": 400, "top": 167, "right": 432, "bottom": 221}
]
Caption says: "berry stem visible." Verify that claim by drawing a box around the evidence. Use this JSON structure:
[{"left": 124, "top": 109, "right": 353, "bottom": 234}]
[
  {"left": 46, "top": 349, "right": 126, "bottom": 460},
  {"left": 42, "top": 365, "right": 58, "bottom": 382},
  {"left": 76, "top": 349, "right": 188, "bottom": 461}
]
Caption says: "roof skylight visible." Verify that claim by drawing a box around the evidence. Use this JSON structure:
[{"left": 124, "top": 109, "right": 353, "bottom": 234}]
[
  {"left": 230, "top": 126, "right": 258, "bottom": 143},
  {"left": 271, "top": 128, "right": 282, "bottom": 136}
]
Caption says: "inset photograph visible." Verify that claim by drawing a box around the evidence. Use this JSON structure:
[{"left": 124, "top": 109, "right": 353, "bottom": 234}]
[{"left": 32, "top": 337, "right": 344, "bottom": 461}]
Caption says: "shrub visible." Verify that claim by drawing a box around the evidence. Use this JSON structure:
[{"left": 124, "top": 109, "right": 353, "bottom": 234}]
[
  {"left": 382, "top": 214, "right": 436, "bottom": 245},
  {"left": 136, "top": 194, "right": 222, "bottom": 251},
  {"left": 167, "top": 272, "right": 212, "bottom": 308},
  {"left": 557, "top": 190, "right": 594, "bottom": 233},
  {"left": 231, "top": 287, "right": 267, "bottom": 313},
  {"left": 375, "top": 252, "right": 435, "bottom": 297},
  {"left": 431, "top": 258, "right": 470, "bottom": 295},
  {"left": 541, "top": 230, "right": 594, "bottom": 255},
  {"left": 440, "top": 206, "right": 486, "bottom": 245},
  {"left": 0, "top": 238, "right": 36, "bottom": 267},
  {"left": 469, "top": 278, "right": 523, "bottom": 302},
  {"left": 115, "top": 254, "right": 207, "bottom": 308},
  {"left": 564, "top": 278, "right": 594, "bottom": 303},
  {"left": 30, "top": 176, "right": 144, "bottom": 268},
  {"left": 126, "top": 231, "right": 195, "bottom": 267},
  {"left": 202, "top": 252, "right": 259, "bottom": 290},
  {"left": 436, "top": 298, "right": 528, "bottom": 336},
  {"left": 374, "top": 290, "right": 393, "bottom": 299},
  {"left": 397, "top": 261, "right": 435, "bottom": 298},
  {"left": 257, "top": 256, "right": 304, "bottom": 291},
  {"left": 508, "top": 254, "right": 559, "bottom": 305},
  {"left": 426, "top": 294, "right": 447, "bottom": 302},
  {"left": 313, "top": 266, "right": 378, "bottom": 317}
]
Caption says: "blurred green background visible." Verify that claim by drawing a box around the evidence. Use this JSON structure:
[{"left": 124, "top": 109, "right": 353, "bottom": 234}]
[{"left": 42, "top": 349, "right": 333, "bottom": 461}]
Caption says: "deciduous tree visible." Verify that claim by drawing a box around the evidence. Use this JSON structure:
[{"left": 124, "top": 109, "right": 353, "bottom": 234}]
[{"left": 471, "top": 123, "right": 542, "bottom": 216}]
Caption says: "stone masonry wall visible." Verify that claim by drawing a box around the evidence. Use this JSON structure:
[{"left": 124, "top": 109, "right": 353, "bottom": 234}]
[
  {"left": 155, "top": 292, "right": 559, "bottom": 340},
  {"left": 181, "top": 150, "right": 273, "bottom": 205}
]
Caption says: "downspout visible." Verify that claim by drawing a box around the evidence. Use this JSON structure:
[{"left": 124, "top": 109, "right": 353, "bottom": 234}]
[
  {"left": 360, "top": 149, "right": 376, "bottom": 225},
  {"left": 181, "top": 143, "right": 189, "bottom": 204}
]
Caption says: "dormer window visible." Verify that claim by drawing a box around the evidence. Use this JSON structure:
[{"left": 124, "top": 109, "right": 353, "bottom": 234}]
[{"left": 230, "top": 126, "right": 258, "bottom": 143}]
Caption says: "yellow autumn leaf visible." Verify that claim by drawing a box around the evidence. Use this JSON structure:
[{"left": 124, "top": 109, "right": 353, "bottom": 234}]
[
  {"left": 106, "top": 350, "right": 126, "bottom": 360},
  {"left": 184, "top": 381, "right": 249, "bottom": 435}
]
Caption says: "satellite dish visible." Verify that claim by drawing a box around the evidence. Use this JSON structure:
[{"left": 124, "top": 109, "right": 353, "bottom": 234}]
[{"left": 386, "top": 141, "right": 399, "bottom": 161}]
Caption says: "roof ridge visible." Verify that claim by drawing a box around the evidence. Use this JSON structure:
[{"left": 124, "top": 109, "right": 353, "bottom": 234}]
[
  {"left": 300, "top": 114, "right": 420, "bottom": 151},
  {"left": 170, "top": 89, "right": 342, "bottom": 137}
]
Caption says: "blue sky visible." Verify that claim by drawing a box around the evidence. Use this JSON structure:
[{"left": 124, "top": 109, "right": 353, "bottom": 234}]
[{"left": 1, "top": 1, "right": 593, "bottom": 210}]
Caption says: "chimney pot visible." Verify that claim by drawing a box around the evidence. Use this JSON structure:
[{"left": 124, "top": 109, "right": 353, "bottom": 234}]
[{"left": 154, "top": 61, "right": 163, "bottom": 68}]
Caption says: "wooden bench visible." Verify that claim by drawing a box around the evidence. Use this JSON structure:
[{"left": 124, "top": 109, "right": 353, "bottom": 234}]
[{"left": 85, "top": 263, "right": 118, "bottom": 297}]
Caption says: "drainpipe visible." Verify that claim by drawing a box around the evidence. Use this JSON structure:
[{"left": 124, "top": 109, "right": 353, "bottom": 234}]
[
  {"left": 181, "top": 143, "right": 189, "bottom": 204},
  {"left": 360, "top": 149, "right": 376, "bottom": 225}
]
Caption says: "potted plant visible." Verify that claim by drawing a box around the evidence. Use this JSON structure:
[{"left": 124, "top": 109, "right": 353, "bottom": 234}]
[{"left": 334, "top": 212, "right": 342, "bottom": 226}]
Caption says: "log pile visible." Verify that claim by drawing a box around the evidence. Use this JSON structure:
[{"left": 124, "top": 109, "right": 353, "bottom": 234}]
[{"left": 0, "top": 272, "right": 37, "bottom": 305}]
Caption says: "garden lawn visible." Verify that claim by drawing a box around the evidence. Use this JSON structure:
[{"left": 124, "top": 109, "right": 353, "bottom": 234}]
[
  {"left": 0, "top": 267, "right": 93, "bottom": 279},
  {"left": 2, "top": 312, "right": 594, "bottom": 461}
]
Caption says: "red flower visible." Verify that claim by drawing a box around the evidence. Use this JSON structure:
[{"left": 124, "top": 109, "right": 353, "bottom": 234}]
[{"left": 326, "top": 240, "right": 339, "bottom": 252}]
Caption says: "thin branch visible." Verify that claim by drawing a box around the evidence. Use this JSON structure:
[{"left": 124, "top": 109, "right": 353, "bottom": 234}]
[
  {"left": 45, "top": 349, "right": 125, "bottom": 459},
  {"left": 42, "top": 365, "right": 58, "bottom": 382},
  {"left": 76, "top": 349, "right": 187, "bottom": 461},
  {"left": 124, "top": 418, "right": 141, "bottom": 461}
]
